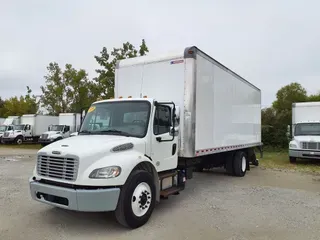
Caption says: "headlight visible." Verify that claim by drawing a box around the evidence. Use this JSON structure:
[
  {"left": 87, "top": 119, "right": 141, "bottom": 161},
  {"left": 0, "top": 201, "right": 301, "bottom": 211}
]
[
  {"left": 89, "top": 166, "right": 121, "bottom": 179},
  {"left": 289, "top": 143, "right": 297, "bottom": 148}
]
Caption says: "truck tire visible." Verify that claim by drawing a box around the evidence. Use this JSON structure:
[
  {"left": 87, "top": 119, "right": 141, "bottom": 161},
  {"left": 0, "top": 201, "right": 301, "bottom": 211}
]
[
  {"left": 289, "top": 157, "right": 297, "bottom": 163},
  {"left": 233, "top": 151, "right": 247, "bottom": 177},
  {"left": 115, "top": 169, "right": 156, "bottom": 229},
  {"left": 15, "top": 136, "right": 23, "bottom": 145}
]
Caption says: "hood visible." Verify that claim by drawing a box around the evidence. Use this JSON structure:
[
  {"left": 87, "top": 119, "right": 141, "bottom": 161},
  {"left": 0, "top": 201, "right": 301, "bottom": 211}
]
[
  {"left": 293, "top": 135, "right": 320, "bottom": 142},
  {"left": 38, "top": 134, "right": 146, "bottom": 158}
]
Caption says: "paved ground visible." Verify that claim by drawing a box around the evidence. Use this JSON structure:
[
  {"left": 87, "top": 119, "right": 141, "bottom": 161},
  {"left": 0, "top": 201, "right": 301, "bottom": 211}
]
[{"left": 1, "top": 148, "right": 320, "bottom": 240}]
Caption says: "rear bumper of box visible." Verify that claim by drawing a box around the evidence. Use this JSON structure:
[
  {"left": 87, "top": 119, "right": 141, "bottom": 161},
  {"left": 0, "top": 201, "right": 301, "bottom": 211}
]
[{"left": 29, "top": 179, "right": 121, "bottom": 212}]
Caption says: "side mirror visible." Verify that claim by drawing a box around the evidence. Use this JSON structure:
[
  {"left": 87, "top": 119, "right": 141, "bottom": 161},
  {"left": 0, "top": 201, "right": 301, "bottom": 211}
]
[
  {"left": 286, "top": 125, "right": 292, "bottom": 140},
  {"left": 169, "top": 126, "right": 179, "bottom": 136},
  {"left": 48, "top": 124, "right": 53, "bottom": 131}
]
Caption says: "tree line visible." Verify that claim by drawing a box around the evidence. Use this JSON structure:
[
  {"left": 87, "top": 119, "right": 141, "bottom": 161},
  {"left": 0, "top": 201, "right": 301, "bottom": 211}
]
[
  {"left": 0, "top": 39, "right": 319, "bottom": 148},
  {"left": 0, "top": 39, "right": 149, "bottom": 117},
  {"left": 262, "top": 82, "right": 320, "bottom": 148}
]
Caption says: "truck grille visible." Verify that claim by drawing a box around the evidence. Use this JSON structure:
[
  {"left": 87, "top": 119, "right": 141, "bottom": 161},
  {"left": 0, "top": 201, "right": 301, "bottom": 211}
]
[
  {"left": 4, "top": 132, "right": 9, "bottom": 137},
  {"left": 301, "top": 142, "right": 320, "bottom": 150},
  {"left": 41, "top": 134, "right": 48, "bottom": 139},
  {"left": 37, "top": 155, "right": 79, "bottom": 181}
]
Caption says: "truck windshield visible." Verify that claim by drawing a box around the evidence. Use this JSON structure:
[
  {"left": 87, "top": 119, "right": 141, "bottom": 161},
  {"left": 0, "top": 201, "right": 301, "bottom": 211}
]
[
  {"left": 79, "top": 101, "right": 151, "bottom": 138},
  {"left": 0, "top": 126, "right": 7, "bottom": 132},
  {"left": 295, "top": 123, "right": 320, "bottom": 136},
  {"left": 51, "top": 125, "right": 64, "bottom": 131},
  {"left": 14, "top": 125, "right": 25, "bottom": 131}
]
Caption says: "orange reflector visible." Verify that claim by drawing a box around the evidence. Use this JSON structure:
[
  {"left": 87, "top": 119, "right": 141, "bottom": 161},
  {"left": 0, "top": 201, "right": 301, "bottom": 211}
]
[
  {"left": 128, "top": 96, "right": 132, "bottom": 98},
  {"left": 143, "top": 95, "right": 148, "bottom": 98},
  {"left": 119, "top": 96, "right": 123, "bottom": 98}
]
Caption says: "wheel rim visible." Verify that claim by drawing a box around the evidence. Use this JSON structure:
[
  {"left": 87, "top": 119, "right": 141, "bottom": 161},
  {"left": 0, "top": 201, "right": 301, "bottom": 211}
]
[
  {"left": 131, "top": 182, "right": 152, "bottom": 217},
  {"left": 241, "top": 156, "right": 246, "bottom": 172},
  {"left": 17, "top": 139, "right": 22, "bottom": 144}
]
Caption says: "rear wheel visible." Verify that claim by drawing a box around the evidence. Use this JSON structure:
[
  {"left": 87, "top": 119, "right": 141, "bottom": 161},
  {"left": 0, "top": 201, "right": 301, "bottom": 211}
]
[
  {"left": 233, "top": 151, "right": 247, "bottom": 177},
  {"left": 115, "top": 170, "right": 156, "bottom": 229}
]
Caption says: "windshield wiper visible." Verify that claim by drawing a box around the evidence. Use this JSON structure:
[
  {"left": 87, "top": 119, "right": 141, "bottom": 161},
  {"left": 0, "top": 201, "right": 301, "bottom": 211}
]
[
  {"left": 98, "top": 129, "right": 130, "bottom": 136},
  {"left": 79, "top": 130, "right": 93, "bottom": 135}
]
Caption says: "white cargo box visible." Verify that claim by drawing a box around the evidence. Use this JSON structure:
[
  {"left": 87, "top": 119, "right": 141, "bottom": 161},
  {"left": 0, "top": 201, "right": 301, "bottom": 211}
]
[
  {"left": 292, "top": 102, "right": 320, "bottom": 124},
  {"left": 59, "top": 113, "right": 81, "bottom": 132},
  {"left": 21, "top": 114, "right": 59, "bottom": 136},
  {"left": 115, "top": 46, "right": 262, "bottom": 158}
]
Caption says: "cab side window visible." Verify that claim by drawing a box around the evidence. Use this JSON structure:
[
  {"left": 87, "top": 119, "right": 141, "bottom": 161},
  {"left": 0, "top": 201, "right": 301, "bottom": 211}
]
[{"left": 153, "top": 105, "right": 171, "bottom": 135}]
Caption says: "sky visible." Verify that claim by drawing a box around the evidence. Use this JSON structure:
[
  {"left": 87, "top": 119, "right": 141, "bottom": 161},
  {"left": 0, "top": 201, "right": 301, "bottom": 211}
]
[{"left": 1, "top": 0, "right": 320, "bottom": 108}]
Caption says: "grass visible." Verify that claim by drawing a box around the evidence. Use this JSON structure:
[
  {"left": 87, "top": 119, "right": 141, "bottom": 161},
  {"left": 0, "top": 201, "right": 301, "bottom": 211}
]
[
  {"left": 0, "top": 144, "right": 42, "bottom": 150},
  {"left": 261, "top": 150, "right": 320, "bottom": 175}
]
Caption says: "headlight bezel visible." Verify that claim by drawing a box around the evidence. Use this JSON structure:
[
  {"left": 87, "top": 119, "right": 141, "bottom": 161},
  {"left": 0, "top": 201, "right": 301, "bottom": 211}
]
[{"left": 89, "top": 166, "right": 122, "bottom": 179}]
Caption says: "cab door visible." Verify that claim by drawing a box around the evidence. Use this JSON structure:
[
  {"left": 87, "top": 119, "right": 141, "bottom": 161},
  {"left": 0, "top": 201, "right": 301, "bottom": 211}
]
[{"left": 150, "top": 104, "right": 178, "bottom": 172}]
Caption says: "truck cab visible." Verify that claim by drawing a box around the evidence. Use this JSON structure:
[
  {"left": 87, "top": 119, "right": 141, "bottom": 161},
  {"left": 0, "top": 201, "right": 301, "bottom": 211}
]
[
  {"left": 2, "top": 124, "right": 32, "bottom": 144},
  {"left": 289, "top": 102, "right": 320, "bottom": 163},
  {"left": 39, "top": 124, "right": 71, "bottom": 146},
  {"left": 289, "top": 121, "right": 320, "bottom": 162},
  {"left": 0, "top": 125, "right": 14, "bottom": 143},
  {"left": 29, "top": 97, "right": 180, "bottom": 228}
]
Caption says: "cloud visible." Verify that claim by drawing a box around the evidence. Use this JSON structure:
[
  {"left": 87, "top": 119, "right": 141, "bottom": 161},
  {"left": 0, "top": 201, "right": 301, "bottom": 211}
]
[{"left": 1, "top": 0, "right": 319, "bottom": 107}]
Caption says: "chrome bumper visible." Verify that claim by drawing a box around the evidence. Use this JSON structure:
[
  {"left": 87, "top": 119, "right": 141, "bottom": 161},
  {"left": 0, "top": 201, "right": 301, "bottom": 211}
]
[{"left": 29, "top": 179, "right": 120, "bottom": 212}]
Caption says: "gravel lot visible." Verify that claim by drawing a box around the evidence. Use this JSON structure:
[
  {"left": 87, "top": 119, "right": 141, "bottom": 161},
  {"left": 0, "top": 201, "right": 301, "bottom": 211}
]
[{"left": 1, "top": 148, "right": 320, "bottom": 240}]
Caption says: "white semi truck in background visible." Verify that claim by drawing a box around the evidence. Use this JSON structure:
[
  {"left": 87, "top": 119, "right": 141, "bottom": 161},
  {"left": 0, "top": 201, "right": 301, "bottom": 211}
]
[
  {"left": 29, "top": 46, "right": 262, "bottom": 229},
  {"left": 0, "top": 116, "right": 21, "bottom": 143},
  {"left": 2, "top": 114, "right": 58, "bottom": 144},
  {"left": 288, "top": 102, "right": 320, "bottom": 163},
  {"left": 38, "top": 113, "right": 81, "bottom": 146}
]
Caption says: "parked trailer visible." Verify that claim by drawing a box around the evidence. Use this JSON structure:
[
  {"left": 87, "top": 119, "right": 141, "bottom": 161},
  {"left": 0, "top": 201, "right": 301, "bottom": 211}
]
[
  {"left": 0, "top": 118, "right": 5, "bottom": 125},
  {"left": 0, "top": 116, "right": 20, "bottom": 143},
  {"left": 38, "top": 113, "right": 81, "bottom": 146},
  {"left": 29, "top": 46, "right": 262, "bottom": 229},
  {"left": 2, "top": 114, "right": 58, "bottom": 144},
  {"left": 288, "top": 102, "right": 320, "bottom": 162}
]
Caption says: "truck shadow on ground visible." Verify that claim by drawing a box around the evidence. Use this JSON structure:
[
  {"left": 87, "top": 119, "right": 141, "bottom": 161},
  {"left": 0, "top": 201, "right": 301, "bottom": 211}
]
[{"left": 41, "top": 170, "right": 232, "bottom": 233}]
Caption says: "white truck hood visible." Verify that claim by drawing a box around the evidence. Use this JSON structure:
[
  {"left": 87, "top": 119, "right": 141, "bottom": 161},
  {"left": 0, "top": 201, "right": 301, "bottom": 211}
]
[
  {"left": 293, "top": 135, "right": 320, "bottom": 142},
  {"left": 38, "top": 134, "right": 146, "bottom": 158}
]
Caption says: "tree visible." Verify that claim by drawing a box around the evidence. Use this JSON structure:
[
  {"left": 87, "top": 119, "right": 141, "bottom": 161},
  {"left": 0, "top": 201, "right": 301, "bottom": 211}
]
[
  {"left": 1, "top": 87, "right": 38, "bottom": 117},
  {"left": 0, "top": 97, "right": 5, "bottom": 117},
  {"left": 308, "top": 92, "right": 320, "bottom": 102},
  {"left": 63, "top": 64, "right": 97, "bottom": 113},
  {"left": 272, "top": 82, "right": 308, "bottom": 112},
  {"left": 40, "top": 62, "right": 69, "bottom": 115},
  {"left": 93, "top": 39, "right": 149, "bottom": 99}
]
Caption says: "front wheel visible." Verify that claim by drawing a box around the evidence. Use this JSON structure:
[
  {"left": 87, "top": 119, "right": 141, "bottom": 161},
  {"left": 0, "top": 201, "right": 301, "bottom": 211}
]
[
  {"left": 115, "top": 170, "right": 156, "bottom": 229},
  {"left": 15, "top": 136, "right": 23, "bottom": 145}
]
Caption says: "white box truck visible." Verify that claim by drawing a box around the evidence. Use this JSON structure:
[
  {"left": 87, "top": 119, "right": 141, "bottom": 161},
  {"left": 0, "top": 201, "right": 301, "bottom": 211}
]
[
  {"left": 288, "top": 102, "right": 320, "bottom": 162},
  {"left": 0, "top": 116, "right": 21, "bottom": 143},
  {"left": 38, "top": 113, "right": 81, "bottom": 146},
  {"left": 2, "top": 114, "right": 58, "bottom": 144},
  {"left": 29, "top": 46, "right": 262, "bottom": 229}
]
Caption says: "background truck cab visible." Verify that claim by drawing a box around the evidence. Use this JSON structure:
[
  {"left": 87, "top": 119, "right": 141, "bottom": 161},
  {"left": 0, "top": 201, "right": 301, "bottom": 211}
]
[
  {"left": 288, "top": 102, "right": 320, "bottom": 162},
  {"left": 39, "top": 113, "right": 81, "bottom": 146}
]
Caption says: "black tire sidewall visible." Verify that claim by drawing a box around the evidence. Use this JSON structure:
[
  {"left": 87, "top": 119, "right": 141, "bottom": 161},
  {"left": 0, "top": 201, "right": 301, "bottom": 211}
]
[
  {"left": 120, "top": 170, "right": 156, "bottom": 228},
  {"left": 15, "top": 136, "right": 23, "bottom": 145},
  {"left": 233, "top": 151, "right": 247, "bottom": 177}
]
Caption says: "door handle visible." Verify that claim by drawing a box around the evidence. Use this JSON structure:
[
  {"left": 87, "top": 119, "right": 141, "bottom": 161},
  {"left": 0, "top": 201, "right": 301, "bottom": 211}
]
[{"left": 172, "top": 143, "right": 177, "bottom": 155}]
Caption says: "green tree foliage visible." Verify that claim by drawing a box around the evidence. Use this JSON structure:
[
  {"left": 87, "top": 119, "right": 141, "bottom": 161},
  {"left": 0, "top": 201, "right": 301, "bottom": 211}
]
[
  {"left": 0, "top": 97, "right": 5, "bottom": 117},
  {"left": 40, "top": 62, "right": 97, "bottom": 115},
  {"left": 1, "top": 87, "right": 38, "bottom": 117},
  {"left": 93, "top": 39, "right": 149, "bottom": 99},
  {"left": 262, "top": 82, "right": 318, "bottom": 148},
  {"left": 272, "top": 82, "right": 308, "bottom": 112}
]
